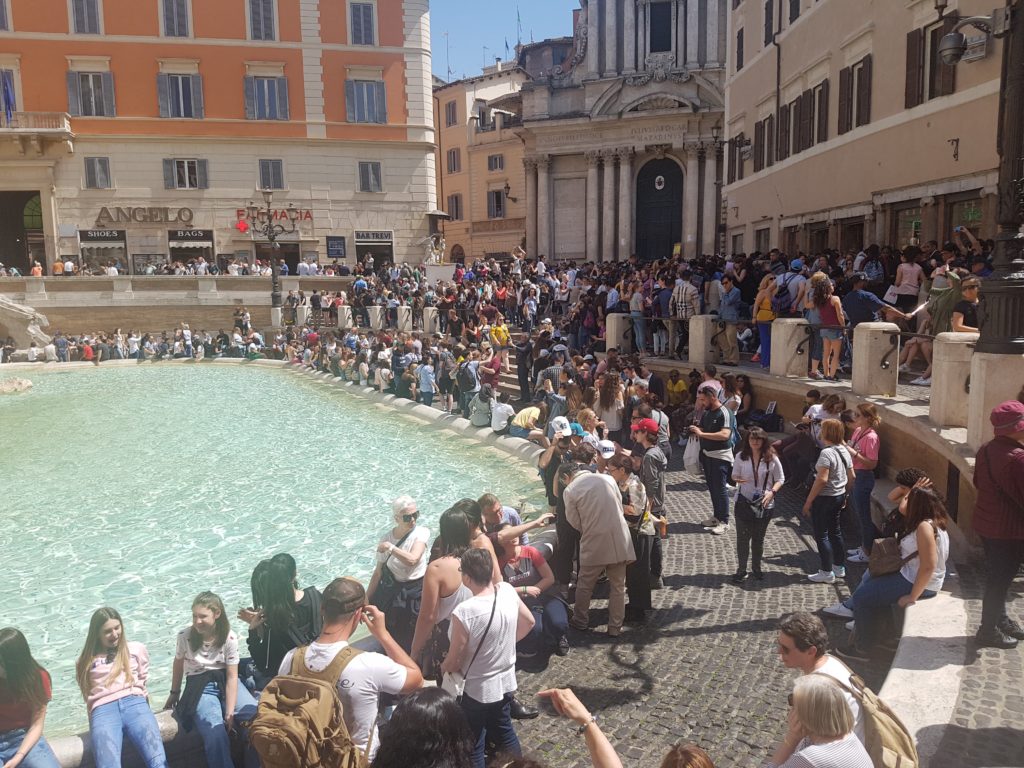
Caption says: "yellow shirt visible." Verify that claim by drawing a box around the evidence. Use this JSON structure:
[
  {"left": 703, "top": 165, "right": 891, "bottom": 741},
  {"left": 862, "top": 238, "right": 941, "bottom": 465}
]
[
  {"left": 512, "top": 406, "right": 540, "bottom": 429},
  {"left": 666, "top": 378, "right": 688, "bottom": 407},
  {"left": 490, "top": 325, "right": 510, "bottom": 347}
]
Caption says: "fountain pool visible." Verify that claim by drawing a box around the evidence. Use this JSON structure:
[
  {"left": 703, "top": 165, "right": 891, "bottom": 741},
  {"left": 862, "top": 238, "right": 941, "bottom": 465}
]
[{"left": 1, "top": 363, "right": 544, "bottom": 735}]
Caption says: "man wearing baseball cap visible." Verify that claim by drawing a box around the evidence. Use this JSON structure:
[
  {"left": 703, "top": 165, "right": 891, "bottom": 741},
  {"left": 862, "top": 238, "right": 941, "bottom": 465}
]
[
  {"left": 972, "top": 400, "right": 1024, "bottom": 648},
  {"left": 633, "top": 417, "right": 668, "bottom": 591}
]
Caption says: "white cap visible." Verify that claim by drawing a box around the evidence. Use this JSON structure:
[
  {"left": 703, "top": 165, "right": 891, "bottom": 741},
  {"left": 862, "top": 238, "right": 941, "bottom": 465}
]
[
  {"left": 549, "top": 416, "right": 572, "bottom": 438},
  {"left": 597, "top": 440, "right": 617, "bottom": 459}
]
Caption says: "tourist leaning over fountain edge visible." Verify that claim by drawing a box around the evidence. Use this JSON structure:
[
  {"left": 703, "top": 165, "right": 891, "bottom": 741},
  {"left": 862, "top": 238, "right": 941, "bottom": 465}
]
[
  {"left": 0, "top": 628, "right": 60, "bottom": 768},
  {"left": 164, "top": 591, "right": 259, "bottom": 768},
  {"left": 75, "top": 608, "right": 167, "bottom": 768}
]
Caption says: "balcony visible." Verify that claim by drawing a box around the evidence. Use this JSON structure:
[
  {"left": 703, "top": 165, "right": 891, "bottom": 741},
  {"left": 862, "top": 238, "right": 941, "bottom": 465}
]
[{"left": 0, "top": 112, "right": 74, "bottom": 157}]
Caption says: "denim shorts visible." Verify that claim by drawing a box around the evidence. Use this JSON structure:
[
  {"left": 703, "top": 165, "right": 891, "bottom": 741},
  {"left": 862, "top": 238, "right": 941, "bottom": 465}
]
[{"left": 509, "top": 424, "right": 531, "bottom": 439}]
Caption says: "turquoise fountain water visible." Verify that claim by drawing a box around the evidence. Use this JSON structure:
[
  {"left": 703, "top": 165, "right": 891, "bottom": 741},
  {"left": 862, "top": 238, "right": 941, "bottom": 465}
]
[{"left": 1, "top": 364, "right": 543, "bottom": 735}]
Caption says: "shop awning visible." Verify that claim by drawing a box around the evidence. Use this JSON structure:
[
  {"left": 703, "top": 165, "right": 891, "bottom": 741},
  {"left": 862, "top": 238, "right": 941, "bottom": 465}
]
[
  {"left": 80, "top": 243, "right": 126, "bottom": 250},
  {"left": 168, "top": 241, "right": 214, "bottom": 249}
]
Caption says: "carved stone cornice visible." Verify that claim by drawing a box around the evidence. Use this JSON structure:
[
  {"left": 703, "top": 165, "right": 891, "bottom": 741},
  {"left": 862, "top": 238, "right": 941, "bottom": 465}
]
[
  {"left": 585, "top": 150, "right": 603, "bottom": 167},
  {"left": 625, "top": 53, "right": 692, "bottom": 87},
  {"left": 682, "top": 142, "right": 702, "bottom": 157},
  {"left": 649, "top": 144, "right": 673, "bottom": 160},
  {"left": 615, "top": 147, "right": 635, "bottom": 163},
  {"left": 523, "top": 157, "right": 538, "bottom": 172},
  {"left": 535, "top": 154, "right": 551, "bottom": 169},
  {"left": 600, "top": 148, "right": 618, "bottom": 162},
  {"left": 551, "top": 15, "right": 588, "bottom": 80}
]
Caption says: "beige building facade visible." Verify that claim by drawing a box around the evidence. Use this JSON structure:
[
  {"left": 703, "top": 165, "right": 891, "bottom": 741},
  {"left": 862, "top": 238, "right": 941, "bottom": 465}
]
[
  {"left": 723, "top": 0, "right": 1001, "bottom": 255},
  {"left": 518, "top": 0, "right": 729, "bottom": 262},
  {"left": 433, "top": 62, "right": 528, "bottom": 263}
]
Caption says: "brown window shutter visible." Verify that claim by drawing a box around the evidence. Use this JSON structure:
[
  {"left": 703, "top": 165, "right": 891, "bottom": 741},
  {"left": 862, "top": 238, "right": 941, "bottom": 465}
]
[
  {"left": 778, "top": 103, "right": 790, "bottom": 160},
  {"left": 816, "top": 79, "right": 829, "bottom": 144},
  {"left": 754, "top": 120, "right": 765, "bottom": 172},
  {"left": 728, "top": 140, "right": 737, "bottom": 184},
  {"left": 905, "top": 28, "right": 924, "bottom": 108},
  {"left": 737, "top": 132, "right": 745, "bottom": 180},
  {"left": 766, "top": 114, "right": 775, "bottom": 166},
  {"left": 838, "top": 66, "right": 852, "bottom": 134},
  {"left": 799, "top": 89, "right": 813, "bottom": 151},
  {"left": 937, "top": 15, "right": 957, "bottom": 97},
  {"left": 856, "top": 54, "right": 872, "bottom": 126}
]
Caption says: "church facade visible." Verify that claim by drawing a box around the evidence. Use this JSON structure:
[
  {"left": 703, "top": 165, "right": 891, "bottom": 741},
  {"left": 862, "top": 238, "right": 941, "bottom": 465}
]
[{"left": 518, "top": 0, "right": 727, "bottom": 262}]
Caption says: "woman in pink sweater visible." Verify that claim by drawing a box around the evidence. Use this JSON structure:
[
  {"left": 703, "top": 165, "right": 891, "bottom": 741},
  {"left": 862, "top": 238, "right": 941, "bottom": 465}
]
[{"left": 75, "top": 608, "right": 167, "bottom": 768}]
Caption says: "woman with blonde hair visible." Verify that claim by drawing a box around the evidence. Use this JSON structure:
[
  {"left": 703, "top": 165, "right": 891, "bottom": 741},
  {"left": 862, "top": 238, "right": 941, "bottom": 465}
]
[
  {"left": 801, "top": 419, "right": 854, "bottom": 584},
  {"left": 845, "top": 404, "right": 882, "bottom": 563},
  {"left": 753, "top": 274, "right": 777, "bottom": 369},
  {"left": 76, "top": 608, "right": 167, "bottom": 768},
  {"left": 766, "top": 675, "right": 871, "bottom": 767}
]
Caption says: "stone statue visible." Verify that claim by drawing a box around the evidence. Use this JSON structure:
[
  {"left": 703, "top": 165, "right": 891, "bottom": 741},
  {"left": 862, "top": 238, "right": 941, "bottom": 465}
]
[
  {"left": 0, "top": 378, "right": 32, "bottom": 395},
  {"left": 0, "top": 295, "right": 51, "bottom": 348}
]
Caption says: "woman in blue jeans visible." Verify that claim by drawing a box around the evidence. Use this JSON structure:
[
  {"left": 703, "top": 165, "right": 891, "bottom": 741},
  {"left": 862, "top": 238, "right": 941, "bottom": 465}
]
[
  {"left": 839, "top": 487, "right": 950, "bottom": 661},
  {"left": 0, "top": 628, "right": 59, "bottom": 768},
  {"left": 845, "top": 404, "right": 882, "bottom": 563},
  {"left": 801, "top": 419, "right": 852, "bottom": 584},
  {"left": 76, "top": 608, "right": 167, "bottom": 768},
  {"left": 165, "top": 592, "right": 259, "bottom": 768}
]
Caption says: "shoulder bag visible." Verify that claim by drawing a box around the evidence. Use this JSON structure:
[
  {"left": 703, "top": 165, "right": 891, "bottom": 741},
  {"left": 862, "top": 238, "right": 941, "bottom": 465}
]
[
  {"left": 442, "top": 589, "right": 498, "bottom": 703},
  {"left": 735, "top": 457, "right": 773, "bottom": 522},
  {"left": 868, "top": 520, "right": 938, "bottom": 577}
]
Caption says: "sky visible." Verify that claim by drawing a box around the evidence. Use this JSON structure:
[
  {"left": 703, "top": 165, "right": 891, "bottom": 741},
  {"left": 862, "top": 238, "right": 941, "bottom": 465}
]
[{"left": 429, "top": 0, "right": 577, "bottom": 82}]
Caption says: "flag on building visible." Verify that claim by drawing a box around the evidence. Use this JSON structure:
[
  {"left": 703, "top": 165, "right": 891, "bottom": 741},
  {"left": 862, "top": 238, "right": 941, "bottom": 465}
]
[{"left": 1, "top": 71, "right": 14, "bottom": 127}]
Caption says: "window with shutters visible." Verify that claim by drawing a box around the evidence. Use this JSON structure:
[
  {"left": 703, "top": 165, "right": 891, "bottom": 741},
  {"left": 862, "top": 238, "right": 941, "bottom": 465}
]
[
  {"left": 249, "top": 0, "right": 275, "bottom": 41},
  {"left": 765, "top": 114, "right": 775, "bottom": 167},
  {"left": 731, "top": 233, "right": 744, "bottom": 253},
  {"left": 444, "top": 100, "right": 457, "bottom": 127},
  {"left": 777, "top": 102, "right": 790, "bottom": 161},
  {"left": 487, "top": 154, "right": 504, "bottom": 172},
  {"left": 84, "top": 157, "right": 111, "bottom": 189},
  {"left": 649, "top": 3, "right": 672, "bottom": 53},
  {"left": 248, "top": 76, "right": 289, "bottom": 120},
  {"left": 358, "top": 161, "right": 382, "bottom": 192},
  {"left": 763, "top": 0, "right": 774, "bottom": 46},
  {"left": 74, "top": 72, "right": 112, "bottom": 116},
  {"left": 162, "top": 0, "right": 189, "bottom": 36},
  {"left": 852, "top": 55, "right": 872, "bottom": 128},
  {"left": 736, "top": 28, "right": 744, "bottom": 71},
  {"left": 755, "top": 227, "right": 770, "bottom": 253},
  {"left": 172, "top": 159, "right": 201, "bottom": 189},
  {"left": 446, "top": 148, "right": 461, "bottom": 174},
  {"left": 350, "top": 2, "right": 375, "bottom": 46},
  {"left": 736, "top": 132, "right": 745, "bottom": 180},
  {"left": 487, "top": 190, "right": 505, "bottom": 219},
  {"left": 346, "top": 80, "right": 386, "bottom": 123},
  {"left": 0, "top": 70, "right": 15, "bottom": 117},
  {"left": 788, "top": 0, "right": 800, "bottom": 23},
  {"left": 753, "top": 120, "right": 765, "bottom": 173},
  {"left": 447, "top": 194, "right": 463, "bottom": 221},
  {"left": 71, "top": 0, "right": 101, "bottom": 34},
  {"left": 813, "top": 79, "right": 829, "bottom": 144},
  {"left": 0, "top": 0, "right": 9, "bottom": 31},
  {"left": 259, "top": 159, "right": 285, "bottom": 190},
  {"left": 907, "top": 17, "right": 956, "bottom": 108},
  {"left": 165, "top": 74, "right": 196, "bottom": 118}
]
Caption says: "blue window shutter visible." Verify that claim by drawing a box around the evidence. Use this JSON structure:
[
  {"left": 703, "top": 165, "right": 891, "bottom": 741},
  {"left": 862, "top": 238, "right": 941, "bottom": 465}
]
[
  {"left": 191, "top": 74, "right": 204, "bottom": 119},
  {"left": 365, "top": 5, "right": 375, "bottom": 45},
  {"left": 101, "top": 72, "right": 115, "bottom": 116},
  {"left": 162, "top": 159, "right": 175, "bottom": 189},
  {"left": 345, "top": 80, "right": 356, "bottom": 122},
  {"left": 259, "top": 159, "right": 270, "bottom": 188},
  {"left": 157, "top": 73, "right": 170, "bottom": 118},
  {"left": 197, "top": 159, "right": 209, "bottom": 189},
  {"left": 244, "top": 76, "right": 256, "bottom": 120},
  {"left": 375, "top": 81, "right": 386, "bottom": 123},
  {"left": 276, "top": 77, "right": 289, "bottom": 120},
  {"left": 85, "top": 158, "right": 97, "bottom": 188},
  {"left": 66, "top": 72, "right": 82, "bottom": 116}
]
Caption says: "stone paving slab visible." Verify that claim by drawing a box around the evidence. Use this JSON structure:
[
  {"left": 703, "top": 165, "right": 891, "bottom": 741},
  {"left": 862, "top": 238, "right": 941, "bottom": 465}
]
[{"left": 510, "top": 453, "right": 889, "bottom": 768}]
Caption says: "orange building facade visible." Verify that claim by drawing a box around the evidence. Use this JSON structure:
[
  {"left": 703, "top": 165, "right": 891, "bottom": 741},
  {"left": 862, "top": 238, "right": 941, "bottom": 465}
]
[{"left": 0, "top": 0, "right": 436, "bottom": 273}]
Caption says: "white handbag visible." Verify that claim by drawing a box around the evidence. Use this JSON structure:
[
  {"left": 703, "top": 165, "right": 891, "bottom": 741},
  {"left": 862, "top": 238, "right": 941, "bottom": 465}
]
[
  {"left": 882, "top": 285, "right": 899, "bottom": 305},
  {"left": 683, "top": 435, "right": 702, "bottom": 475}
]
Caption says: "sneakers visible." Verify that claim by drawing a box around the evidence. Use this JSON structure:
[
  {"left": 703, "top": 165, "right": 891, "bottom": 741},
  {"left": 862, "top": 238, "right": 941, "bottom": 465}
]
[
  {"left": 898, "top": 363, "right": 912, "bottom": 373},
  {"left": 977, "top": 626, "right": 1020, "bottom": 649},
  {"left": 847, "top": 551, "right": 869, "bottom": 564},
  {"left": 833, "top": 566, "right": 846, "bottom": 579},
  {"left": 810, "top": 370, "right": 824, "bottom": 380},
  {"left": 731, "top": 570, "right": 748, "bottom": 584},
  {"left": 555, "top": 635, "right": 570, "bottom": 656},
  {"left": 846, "top": 548, "right": 862, "bottom": 556},
  {"left": 569, "top": 619, "right": 590, "bottom": 632},
  {"left": 709, "top": 523, "right": 730, "bottom": 535},
  {"left": 808, "top": 570, "right": 836, "bottom": 583},
  {"left": 701, "top": 517, "right": 720, "bottom": 528},
  {"left": 910, "top": 376, "right": 932, "bottom": 386},
  {"left": 999, "top": 617, "right": 1024, "bottom": 640},
  {"left": 845, "top": 620, "right": 856, "bottom": 631},
  {"left": 823, "top": 602, "right": 854, "bottom": 619}
]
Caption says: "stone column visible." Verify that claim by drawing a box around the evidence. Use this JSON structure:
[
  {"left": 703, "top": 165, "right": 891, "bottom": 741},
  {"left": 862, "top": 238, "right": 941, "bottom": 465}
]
[
  {"left": 852, "top": 322, "right": 901, "bottom": 397},
  {"left": 586, "top": 151, "right": 601, "bottom": 261},
  {"left": 930, "top": 332, "right": 978, "bottom": 428},
  {"left": 604, "top": 0, "right": 618, "bottom": 76},
  {"left": 967, "top": 352, "right": 1024, "bottom": 449},
  {"left": 683, "top": 144, "right": 700, "bottom": 259},
  {"left": 536, "top": 155, "right": 552, "bottom": 258},
  {"left": 524, "top": 157, "right": 538, "bottom": 257},
  {"left": 638, "top": 0, "right": 648, "bottom": 64},
  {"left": 701, "top": 148, "right": 718, "bottom": 256},
  {"left": 688, "top": 315, "right": 720, "bottom": 366},
  {"left": 671, "top": 1, "right": 680, "bottom": 67},
  {"left": 685, "top": 0, "right": 699, "bottom": 68},
  {"left": 705, "top": 0, "right": 720, "bottom": 66},
  {"left": 586, "top": 0, "right": 601, "bottom": 78},
  {"left": 601, "top": 149, "right": 617, "bottom": 263},
  {"left": 617, "top": 147, "right": 634, "bottom": 260},
  {"left": 623, "top": 0, "right": 637, "bottom": 73}
]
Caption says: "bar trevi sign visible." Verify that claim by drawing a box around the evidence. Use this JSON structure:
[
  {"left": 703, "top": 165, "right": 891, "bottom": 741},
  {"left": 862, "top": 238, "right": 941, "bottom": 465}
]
[{"left": 95, "top": 207, "right": 195, "bottom": 227}]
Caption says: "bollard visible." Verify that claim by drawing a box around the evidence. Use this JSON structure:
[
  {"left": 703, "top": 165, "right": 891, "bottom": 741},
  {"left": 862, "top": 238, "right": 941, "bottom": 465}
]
[
  {"left": 851, "top": 322, "right": 900, "bottom": 397},
  {"left": 967, "top": 351, "right": 1024, "bottom": 449},
  {"left": 929, "top": 332, "right": 978, "bottom": 428},
  {"left": 423, "top": 306, "right": 438, "bottom": 335},
  {"left": 687, "top": 315, "right": 720, "bottom": 367},
  {"left": 769, "top": 318, "right": 810, "bottom": 378},
  {"left": 270, "top": 306, "right": 283, "bottom": 329},
  {"left": 296, "top": 305, "right": 309, "bottom": 326},
  {"left": 337, "top": 306, "right": 353, "bottom": 330},
  {"left": 606, "top": 313, "right": 633, "bottom": 353},
  {"left": 396, "top": 306, "right": 412, "bottom": 332},
  {"left": 368, "top": 305, "right": 385, "bottom": 330}
]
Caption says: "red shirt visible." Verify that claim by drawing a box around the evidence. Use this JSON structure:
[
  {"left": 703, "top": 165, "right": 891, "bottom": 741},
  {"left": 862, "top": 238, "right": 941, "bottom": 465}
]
[
  {"left": 0, "top": 668, "right": 51, "bottom": 731},
  {"left": 80, "top": 344, "right": 94, "bottom": 361},
  {"left": 973, "top": 436, "right": 1024, "bottom": 540}
]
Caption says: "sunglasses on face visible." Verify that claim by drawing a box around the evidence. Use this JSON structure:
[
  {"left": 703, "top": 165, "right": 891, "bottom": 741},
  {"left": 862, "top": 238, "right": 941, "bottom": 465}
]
[{"left": 402, "top": 513, "right": 418, "bottom": 522}]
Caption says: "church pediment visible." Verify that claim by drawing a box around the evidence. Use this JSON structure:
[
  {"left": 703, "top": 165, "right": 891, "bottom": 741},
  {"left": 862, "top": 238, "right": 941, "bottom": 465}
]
[{"left": 591, "top": 71, "right": 723, "bottom": 118}]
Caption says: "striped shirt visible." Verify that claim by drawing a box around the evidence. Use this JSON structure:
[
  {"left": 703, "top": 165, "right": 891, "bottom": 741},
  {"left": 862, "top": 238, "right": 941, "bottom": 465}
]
[{"left": 765, "top": 733, "right": 872, "bottom": 768}]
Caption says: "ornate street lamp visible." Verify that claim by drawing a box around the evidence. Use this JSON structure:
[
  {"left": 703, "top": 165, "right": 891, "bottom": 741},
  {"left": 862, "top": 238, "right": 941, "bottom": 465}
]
[
  {"left": 939, "top": 0, "right": 1024, "bottom": 353},
  {"left": 244, "top": 189, "right": 298, "bottom": 321}
]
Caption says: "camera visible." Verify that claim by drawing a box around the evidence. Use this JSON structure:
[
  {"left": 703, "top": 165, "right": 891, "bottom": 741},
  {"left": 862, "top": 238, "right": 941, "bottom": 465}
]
[{"left": 938, "top": 31, "right": 967, "bottom": 66}]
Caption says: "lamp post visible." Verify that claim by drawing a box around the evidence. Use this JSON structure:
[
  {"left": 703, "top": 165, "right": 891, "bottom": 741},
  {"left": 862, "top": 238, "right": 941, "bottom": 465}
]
[
  {"left": 245, "top": 190, "right": 298, "bottom": 326},
  {"left": 939, "top": 0, "right": 1024, "bottom": 353}
]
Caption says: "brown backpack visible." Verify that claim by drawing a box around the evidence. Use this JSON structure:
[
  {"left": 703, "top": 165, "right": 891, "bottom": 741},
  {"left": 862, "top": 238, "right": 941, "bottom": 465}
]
[{"left": 250, "top": 645, "right": 369, "bottom": 768}]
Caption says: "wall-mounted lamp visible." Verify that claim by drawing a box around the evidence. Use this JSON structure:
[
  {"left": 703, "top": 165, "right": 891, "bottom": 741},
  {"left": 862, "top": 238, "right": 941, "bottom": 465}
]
[{"left": 503, "top": 181, "right": 518, "bottom": 202}]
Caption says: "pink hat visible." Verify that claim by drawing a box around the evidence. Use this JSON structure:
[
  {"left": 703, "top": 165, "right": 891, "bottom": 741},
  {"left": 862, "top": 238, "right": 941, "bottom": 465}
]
[{"left": 990, "top": 400, "right": 1024, "bottom": 436}]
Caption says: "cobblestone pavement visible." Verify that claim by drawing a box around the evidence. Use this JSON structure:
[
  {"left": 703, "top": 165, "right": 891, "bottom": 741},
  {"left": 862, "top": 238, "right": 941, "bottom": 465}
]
[{"left": 511, "top": 452, "right": 889, "bottom": 768}]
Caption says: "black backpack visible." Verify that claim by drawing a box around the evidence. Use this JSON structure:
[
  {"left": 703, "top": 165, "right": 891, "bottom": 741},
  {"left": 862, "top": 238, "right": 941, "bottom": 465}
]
[{"left": 456, "top": 361, "right": 477, "bottom": 391}]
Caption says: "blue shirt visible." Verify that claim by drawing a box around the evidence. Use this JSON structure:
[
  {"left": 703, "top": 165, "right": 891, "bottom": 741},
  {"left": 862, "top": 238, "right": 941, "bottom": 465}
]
[
  {"left": 501, "top": 505, "right": 528, "bottom": 545},
  {"left": 842, "top": 289, "right": 885, "bottom": 325},
  {"left": 417, "top": 364, "right": 436, "bottom": 393},
  {"left": 719, "top": 286, "right": 742, "bottom": 322}
]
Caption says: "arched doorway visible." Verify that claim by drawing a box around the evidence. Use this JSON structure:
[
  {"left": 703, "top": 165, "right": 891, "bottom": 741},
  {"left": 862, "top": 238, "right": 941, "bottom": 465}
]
[
  {"left": 0, "top": 191, "right": 44, "bottom": 273},
  {"left": 450, "top": 244, "right": 465, "bottom": 264},
  {"left": 634, "top": 158, "right": 683, "bottom": 262}
]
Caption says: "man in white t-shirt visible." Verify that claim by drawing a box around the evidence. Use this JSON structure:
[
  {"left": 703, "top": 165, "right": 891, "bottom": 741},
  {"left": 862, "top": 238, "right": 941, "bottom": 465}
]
[
  {"left": 776, "top": 612, "right": 864, "bottom": 744},
  {"left": 278, "top": 578, "right": 423, "bottom": 760}
]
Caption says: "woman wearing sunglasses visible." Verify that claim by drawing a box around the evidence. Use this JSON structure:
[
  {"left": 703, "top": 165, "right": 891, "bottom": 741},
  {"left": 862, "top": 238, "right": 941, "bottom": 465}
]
[{"left": 367, "top": 496, "right": 431, "bottom": 653}]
